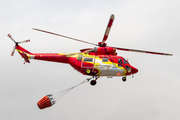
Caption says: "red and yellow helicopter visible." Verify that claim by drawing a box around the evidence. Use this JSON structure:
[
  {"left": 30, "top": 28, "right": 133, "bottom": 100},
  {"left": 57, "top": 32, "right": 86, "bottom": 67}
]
[{"left": 8, "top": 14, "right": 172, "bottom": 86}]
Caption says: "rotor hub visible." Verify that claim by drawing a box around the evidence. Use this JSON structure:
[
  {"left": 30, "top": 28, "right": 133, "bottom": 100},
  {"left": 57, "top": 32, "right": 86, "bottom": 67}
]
[{"left": 98, "top": 42, "right": 107, "bottom": 47}]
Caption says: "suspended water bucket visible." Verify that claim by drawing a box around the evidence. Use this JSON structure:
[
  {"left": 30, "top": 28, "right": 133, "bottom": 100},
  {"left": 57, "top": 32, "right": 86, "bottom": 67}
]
[{"left": 37, "top": 94, "right": 56, "bottom": 109}]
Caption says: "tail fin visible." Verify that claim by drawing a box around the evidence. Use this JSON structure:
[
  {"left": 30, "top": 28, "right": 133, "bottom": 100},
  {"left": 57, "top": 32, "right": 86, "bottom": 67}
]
[
  {"left": 16, "top": 45, "right": 31, "bottom": 55},
  {"left": 16, "top": 45, "right": 32, "bottom": 64}
]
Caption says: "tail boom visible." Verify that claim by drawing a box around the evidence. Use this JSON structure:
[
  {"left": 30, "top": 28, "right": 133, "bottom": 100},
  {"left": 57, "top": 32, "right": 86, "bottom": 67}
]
[
  {"left": 32, "top": 53, "right": 69, "bottom": 63},
  {"left": 15, "top": 45, "right": 69, "bottom": 64}
]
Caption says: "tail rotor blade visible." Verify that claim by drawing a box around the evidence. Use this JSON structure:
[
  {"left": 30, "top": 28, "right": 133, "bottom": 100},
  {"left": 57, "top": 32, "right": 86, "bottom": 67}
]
[
  {"left": 11, "top": 46, "right": 16, "bottom": 56},
  {"left": 101, "top": 14, "right": 115, "bottom": 46},
  {"left": 19, "top": 39, "right": 30, "bottom": 44},
  {"left": 8, "top": 34, "right": 16, "bottom": 43}
]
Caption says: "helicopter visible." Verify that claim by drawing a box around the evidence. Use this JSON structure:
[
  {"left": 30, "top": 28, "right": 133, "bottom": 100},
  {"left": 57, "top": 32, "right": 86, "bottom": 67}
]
[{"left": 8, "top": 14, "right": 173, "bottom": 86}]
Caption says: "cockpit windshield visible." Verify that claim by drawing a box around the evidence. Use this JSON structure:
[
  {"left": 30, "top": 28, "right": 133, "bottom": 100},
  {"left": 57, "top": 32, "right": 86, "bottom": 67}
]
[{"left": 123, "top": 59, "right": 128, "bottom": 64}]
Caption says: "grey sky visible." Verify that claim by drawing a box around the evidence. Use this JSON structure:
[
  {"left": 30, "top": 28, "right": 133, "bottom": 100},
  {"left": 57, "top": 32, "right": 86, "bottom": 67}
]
[{"left": 1, "top": 0, "right": 180, "bottom": 120}]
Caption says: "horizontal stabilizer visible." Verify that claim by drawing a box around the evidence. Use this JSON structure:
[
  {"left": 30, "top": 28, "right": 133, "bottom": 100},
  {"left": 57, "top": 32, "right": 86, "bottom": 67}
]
[{"left": 22, "top": 53, "right": 30, "bottom": 64}]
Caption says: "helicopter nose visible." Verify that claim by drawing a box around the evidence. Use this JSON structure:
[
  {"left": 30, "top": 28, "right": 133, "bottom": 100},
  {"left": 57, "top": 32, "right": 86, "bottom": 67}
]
[{"left": 131, "top": 66, "right": 138, "bottom": 74}]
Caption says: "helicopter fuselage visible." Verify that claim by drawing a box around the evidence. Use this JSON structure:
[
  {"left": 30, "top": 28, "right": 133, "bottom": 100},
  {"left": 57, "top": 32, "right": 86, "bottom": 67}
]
[{"left": 16, "top": 45, "right": 138, "bottom": 77}]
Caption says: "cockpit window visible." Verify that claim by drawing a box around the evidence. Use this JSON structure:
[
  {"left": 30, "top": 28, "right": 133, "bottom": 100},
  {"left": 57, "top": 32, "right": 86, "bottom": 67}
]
[
  {"left": 125, "top": 65, "right": 131, "bottom": 73},
  {"left": 102, "top": 57, "right": 109, "bottom": 62},
  {"left": 118, "top": 59, "right": 122, "bottom": 64},
  {"left": 123, "top": 59, "right": 128, "bottom": 64},
  {"left": 118, "top": 58, "right": 122, "bottom": 67}
]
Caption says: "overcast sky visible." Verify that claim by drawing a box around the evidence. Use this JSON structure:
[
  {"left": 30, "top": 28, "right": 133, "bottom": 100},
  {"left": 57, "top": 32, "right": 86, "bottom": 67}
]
[{"left": 1, "top": 0, "right": 180, "bottom": 120}]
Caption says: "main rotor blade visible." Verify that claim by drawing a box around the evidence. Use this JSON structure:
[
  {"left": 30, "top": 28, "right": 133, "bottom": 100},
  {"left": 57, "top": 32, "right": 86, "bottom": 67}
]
[
  {"left": 111, "top": 46, "right": 173, "bottom": 56},
  {"left": 19, "top": 39, "right": 30, "bottom": 44},
  {"left": 33, "top": 28, "right": 97, "bottom": 46},
  {"left": 101, "top": 14, "right": 115, "bottom": 46},
  {"left": 8, "top": 34, "right": 16, "bottom": 43}
]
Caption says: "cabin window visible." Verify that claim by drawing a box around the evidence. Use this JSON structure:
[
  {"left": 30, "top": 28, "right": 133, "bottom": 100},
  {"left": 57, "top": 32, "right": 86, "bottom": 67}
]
[
  {"left": 84, "top": 58, "right": 93, "bottom": 62},
  {"left": 77, "top": 55, "right": 82, "bottom": 61},
  {"left": 102, "top": 57, "right": 109, "bottom": 62}
]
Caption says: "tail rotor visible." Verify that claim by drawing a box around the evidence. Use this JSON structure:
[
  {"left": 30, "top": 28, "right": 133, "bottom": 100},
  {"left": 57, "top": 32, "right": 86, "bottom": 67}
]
[{"left": 8, "top": 34, "right": 30, "bottom": 56}]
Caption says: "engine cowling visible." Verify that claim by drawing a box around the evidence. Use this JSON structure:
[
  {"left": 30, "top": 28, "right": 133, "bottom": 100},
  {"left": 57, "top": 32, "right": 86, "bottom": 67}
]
[
  {"left": 96, "top": 47, "right": 117, "bottom": 55},
  {"left": 80, "top": 47, "right": 117, "bottom": 55}
]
